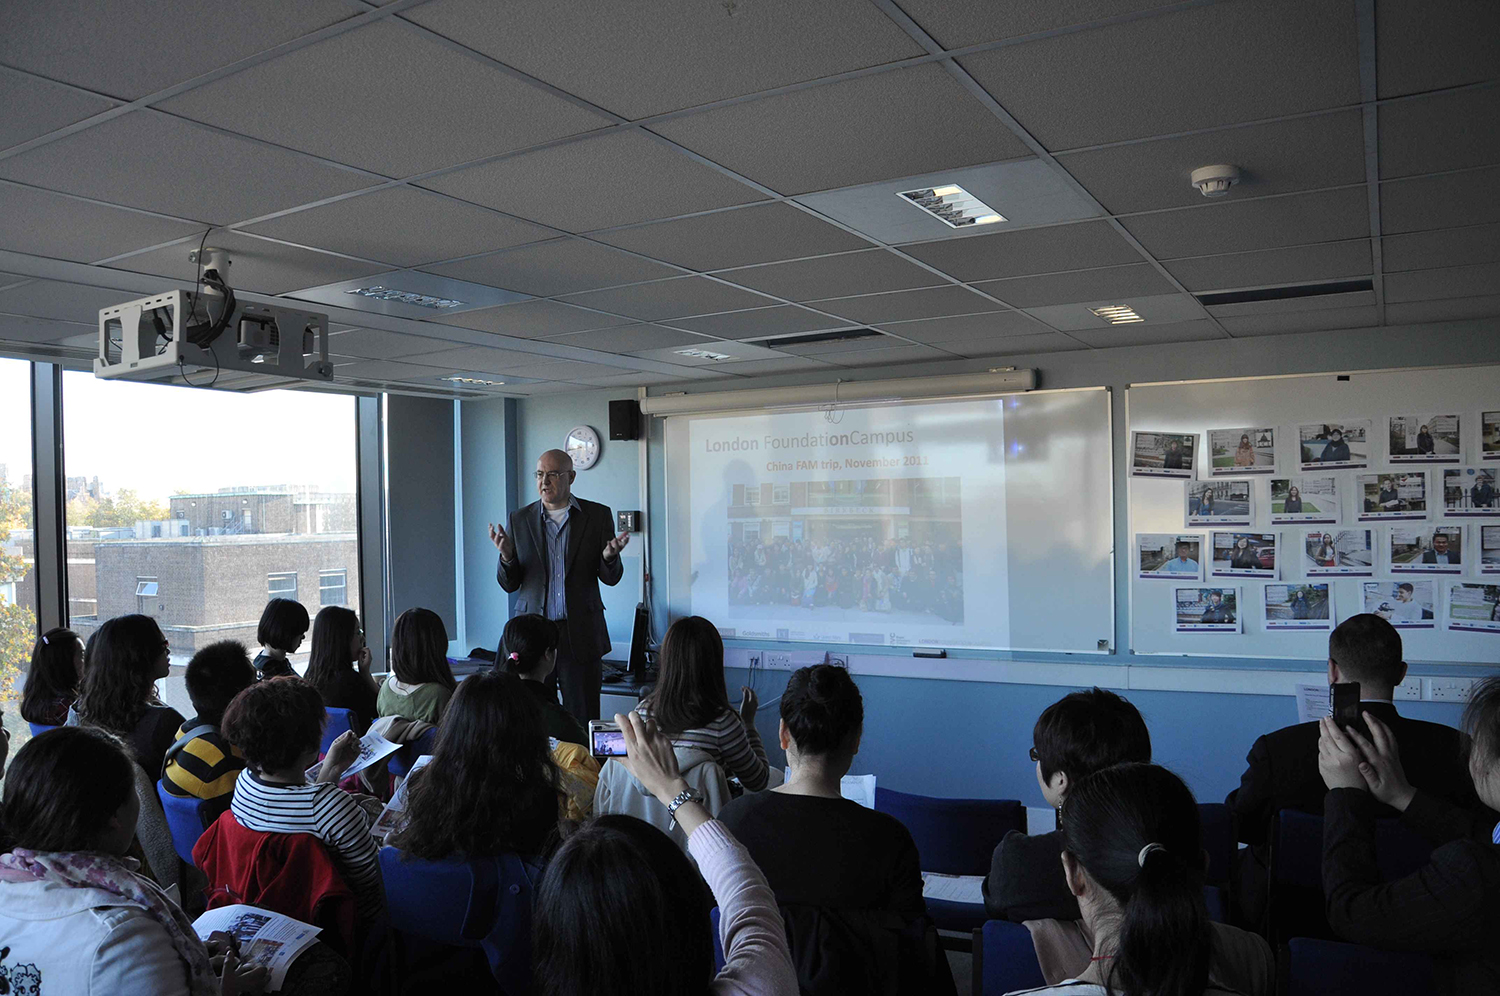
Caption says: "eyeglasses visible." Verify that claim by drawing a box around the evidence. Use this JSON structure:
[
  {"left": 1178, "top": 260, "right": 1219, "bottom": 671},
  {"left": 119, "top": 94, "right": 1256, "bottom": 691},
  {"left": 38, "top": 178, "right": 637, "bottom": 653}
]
[
  {"left": 534, "top": 470, "right": 568, "bottom": 482},
  {"left": 1029, "top": 746, "right": 1041, "bottom": 762}
]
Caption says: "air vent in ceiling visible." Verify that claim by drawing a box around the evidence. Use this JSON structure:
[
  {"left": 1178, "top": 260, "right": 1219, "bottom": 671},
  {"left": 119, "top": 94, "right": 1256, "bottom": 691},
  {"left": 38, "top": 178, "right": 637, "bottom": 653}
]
[
  {"left": 1194, "top": 278, "right": 1374, "bottom": 307},
  {"left": 750, "top": 328, "right": 885, "bottom": 349}
]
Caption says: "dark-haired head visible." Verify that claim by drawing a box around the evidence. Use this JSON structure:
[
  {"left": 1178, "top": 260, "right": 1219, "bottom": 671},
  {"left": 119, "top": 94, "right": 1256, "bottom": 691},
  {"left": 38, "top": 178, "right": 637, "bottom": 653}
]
[
  {"left": 1328, "top": 613, "right": 1406, "bottom": 694},
  {"left": 391, "top": 607, "right": 456, "bottom": 691},
  {"left": 1463, "top": 676, "right": 1500, "bottom": 812},
  {"left": 646, "top": 616, "right": 728, "bottom": 735},
  {"left": 1033, "top": 687, "right": 1151, "bottom": 807},
  {"left": 75, "top": 614, "right": 168, "bottom": 735},
  {"left": 1061, "top": 763, "right": 1209, "bottom": 996},
  {"left": 533, "top": 814, "right": 714, "bottom": 996},
  {"left": 499, "top": 614, "right": 558, "bottom": 679},
  {"left": 185, "top": 641, "right": 256, "bottom": 725},
  {"left": 781, "top": 665, "right": 863, "bottom": 772},
  {"left": 257, "top": 598, "right": 310, "bottom": 653},
  {"left": 20, "top": 627, "right": 82, "bottom": 725},
  {"left": 222, "top": 676, "right": 326, "bottom": 776},
  {"left": 304, "top": 605, "right": 362, "bottom": 694},
  {"left": 1, "top": 727, "right": 138, "bottom": 855}
]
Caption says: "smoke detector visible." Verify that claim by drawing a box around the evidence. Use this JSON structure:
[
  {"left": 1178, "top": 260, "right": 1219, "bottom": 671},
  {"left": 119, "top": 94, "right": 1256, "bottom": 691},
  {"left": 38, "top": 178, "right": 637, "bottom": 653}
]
[{"left": 1190, "top": 165, "right": 1241, "bottom": 198}]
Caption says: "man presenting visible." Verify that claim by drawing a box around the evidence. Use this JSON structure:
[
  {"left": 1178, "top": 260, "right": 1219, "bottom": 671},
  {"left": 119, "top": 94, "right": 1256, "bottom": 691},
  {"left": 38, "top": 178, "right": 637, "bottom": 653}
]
[{"left": 490, "top": 449, "right": 630, "bottom": 725}]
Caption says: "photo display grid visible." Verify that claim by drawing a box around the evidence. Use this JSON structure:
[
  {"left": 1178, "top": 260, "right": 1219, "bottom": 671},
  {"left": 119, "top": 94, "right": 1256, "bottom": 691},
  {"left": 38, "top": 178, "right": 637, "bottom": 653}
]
[
  {"left": 1186, "top": 479, "right": 1253, "bottom": 526},
  {"left": 1211, "top": 531, "right": 1278, "bottom": 578},
  {"left": 1443, "top": 467, "right": 1499, "bottom": 518},
  {"left": 1264, "top": 582, "right": 1333, "bottom": 630},
  {"left": 1356, "top": 471, "right": 1428, "bottom": 522},
  {"left": 1271, "top": 475, "right": 1340, "bottom": 525},
  {"left": 1209, "top": 427, "right": 1276, "bottom": 476},
  {"left": 1132, "top": 430, "right": 1197, "bottom": 479},
  {"left": 1137, "top": 533, "right": 1204, "bottom": 581},
  {"left": 1447, "top": 582, "right": 1500, "bottom": 633},
  {"left": 1388, "top": 414, "right": 1462, "bottom": 464}
]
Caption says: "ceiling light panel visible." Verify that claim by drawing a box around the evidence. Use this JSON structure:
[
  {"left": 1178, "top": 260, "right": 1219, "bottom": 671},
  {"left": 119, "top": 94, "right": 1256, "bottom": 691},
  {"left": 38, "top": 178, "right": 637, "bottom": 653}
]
[
  {"left": 1089, "top": 305, "right": 1145, "bottom": 324},
  {"left": 898, "top": 184, "right": 1006, "bottom": 228}
]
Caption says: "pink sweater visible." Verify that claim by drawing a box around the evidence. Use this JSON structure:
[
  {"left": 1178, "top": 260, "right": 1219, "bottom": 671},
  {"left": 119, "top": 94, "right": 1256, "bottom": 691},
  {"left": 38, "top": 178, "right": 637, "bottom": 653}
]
[{"left": 687, "top": 820, "right": 799, "bottom": 996}]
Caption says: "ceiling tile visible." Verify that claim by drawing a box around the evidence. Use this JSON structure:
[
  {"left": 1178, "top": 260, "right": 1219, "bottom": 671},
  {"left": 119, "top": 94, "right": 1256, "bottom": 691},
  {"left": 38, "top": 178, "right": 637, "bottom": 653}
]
[
  {"left": 974, "top": 263, "right": 1177, "bottom": 308},
  {"left": 1218, "top": 307, "right": 1379, "bottom": 336},
  {"left": 404, "top": 0, "right": 923, "bottom": 119},
  {"left": 1057, "top": 111, "right": 1365, "bottom": 214},
  {"left": 812, "top": 285, "right": 1000, "bottom": 324},
  {"left": 422, "top": 240, "right": 679, "bottom": 297},
  {"left": 1381, "top": 167, "right": 1500, "bottom": 234},
  {"left": 873, "top": 310, "right": 1043, "bottom": 343},
  {"left": 896, "top": 0, "right": 1182, "bottom": 50},
  {"left": 1384, "top": 263, "right": 1500, "bottom": 304},
  {"left": 1206, "top": 290, "right": 1376, "bottom": 319},
  {"left": 1382, "top": 224, "right": 1500, "bottom": 272},
  {"left": 418, "top": 130, "right": 766, "bottom": 232},
  {"left": 0, "top": 280, "right": 130, "bottom": 325},
  {"left": 434, "top": 299, "right": 635, "bottom": 338},
  {"left": 0, "top": 312, "right": 96, "bottom": 344},
  {"left": 1163, "top": 240, "right": 1372, "bottom": 292},
  {"left": 650, "top": 64, "right": 1032, "bottom": 195},
  {"left": 960, "top": 0, "right": 1359, "bottom": 149},
  {"left": 0, "top": 182, "right": 201, "bottom": 263},
  {"left": 569, "top": 368, "right": 729, "bottom": 386},
  {"left": 327, "top": 328, "right": 460, "bottom": 360},
  {"left": 774, "top": 332, "right": 904, "bottom": 355},
  {"left": 1376, "top": 0, "right": 1500, "bottom": 98},
  {"left": 1024, "top": 292, "right": 1206, "bottom": 331},
  {"left": 824, "top": 343, "right": 953, "bottom": 367},
  {"left": 424, "top": 344, "right": 590, "bottom": 377},
  {"left": 1120, "top": 187, "right": 1370, "bottom": 259},
  {"left": 0, "top": 69, "right": 116, "bottom": 152},
  {"left": 243, "top": 187, "right": 553, "bottom": 268},
  {"left": 901, "top": 220, "right": 1142, "bottom": 281},
  {"left": 331, "top": 356, "right": 458, "bottom": 384},
  {"left": 1379, "top": 88, "right": 1500, "bottom": 180},
  {"left": 693, "top": 355, "right": 838, "bottom": 376},
  {"left": 0, "top": 0, "right": 353, "bottom": 100},
  {"left": 717, "top": 249, "right": 947, "bottom": 302},
  {"left": 592, "top": 202, "right": 869, "bottom": 271},
  {"left": 0, "top": 112, "right": 375, "bottom": 223},
  {"left": 502, "top": 357, "right": 640, "bottom": 380},
  {"left": 943, "top": 332, "right": 1088, "bottom": 357},
  {"left": 557, "top": 276, "right": 775, "bottom": 321},
  {"left": 157, "top": 21, "right": 612, "bottom": 177},
  {"left": 1067, "top": 319, "right": 1223, "bottom": 348},
  {"left": 667, "top": 305, "right": 847, "bottom": 339},
  {"left": 1384, "top": 294, "right": 1500, "bottom": 326},
  {"left": 545, "top": 324, "right": 708, "bottom": 353},
  {"left": 112, "top": 231, "right": 386, "bottom": 295}
]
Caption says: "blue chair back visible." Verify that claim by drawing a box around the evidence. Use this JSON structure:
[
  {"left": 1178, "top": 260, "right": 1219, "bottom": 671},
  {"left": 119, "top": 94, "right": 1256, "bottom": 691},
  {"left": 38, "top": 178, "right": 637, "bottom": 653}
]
[
  {"left": 1286, "top": 938, "right": 1436, "bottom": 996},
  {"left": 26, "top": 722, "right": 57, "bottom": 738},
  {"left": 1198, "top": 802, "right": 1233, "bottom": 887},
  {"left": 388, "top": 727, "right": 439, "bottom": 778},
  {"left": 874, "top": 787, "right": 1026, "bottom": 875},
  {"left": 155, "top": 780, "right": 211, "bottom": 866},
  {"left": 320, "top": 707, "right": 354, "bottom": 755},
  {"left": 710, "top": 906, "right": 726, "bottom": 973},
  {"left": 1202, "top": 884, "right": 1227, "bottom": 924},
  {"left": 976, "top": 919, "right": 1045, "bottom": 996}
]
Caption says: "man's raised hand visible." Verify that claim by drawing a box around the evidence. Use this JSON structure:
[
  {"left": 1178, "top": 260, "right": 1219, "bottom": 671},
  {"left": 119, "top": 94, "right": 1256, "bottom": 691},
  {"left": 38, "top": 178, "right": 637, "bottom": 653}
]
[
  {"left": 489, "top": 521, "right": 515, "bottom": 562},
  {"left": 603, "top": 529, "right": 631, "bottom": 561}
]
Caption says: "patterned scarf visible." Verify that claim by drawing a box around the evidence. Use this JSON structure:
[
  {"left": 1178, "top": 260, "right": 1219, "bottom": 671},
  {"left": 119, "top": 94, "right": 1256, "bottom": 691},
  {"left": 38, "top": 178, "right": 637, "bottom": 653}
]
[{"left": 0, "top": 849, "right": 217, "bottom": 995}]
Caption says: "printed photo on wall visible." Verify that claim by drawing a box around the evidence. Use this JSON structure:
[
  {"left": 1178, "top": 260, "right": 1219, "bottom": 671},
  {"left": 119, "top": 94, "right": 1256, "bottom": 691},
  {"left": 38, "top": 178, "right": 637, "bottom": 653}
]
[
  {"left": 1304, "top": 529, "right": 1375, "bottom": 577},
  {"left": 1389, "top": 525, "right": 1464, "bottom": 574},
  {"left": 1483, "top": 525, "right": 1500, "bottom": 576},
  {"left": 1186, "top": 479, "right": 1253, "bottom": 526},
  {"left": 1483, "top": 411, "right": 1500, "bottom": 462},
  {"left": 1209, "top": 427, "right": 1276, "bottom": 476},
  {"left": 1299, "top": 420, "right": 1370, "bottom": 470},
  {"left": 1211, "top": 531, "right": 1278, "bottom": 578},
  {"left": 1388, "top": 414, "right": 1461, "bottom": 464},
  {"left": 1446, "top": 582, "right": 1500, "bottom": 633},
  {"left": 1443, "top": 468, "right": 1499, "bottom": 518},
  {"left": 1270, "top": 476, "right": 1340, "bottom": 525},
  {"left": 1363, "top": 580, "right": 1436, "bottom": 629},
  {"left": 1137, "top": 533, "right": 1203, "bottom": 580},
  {"left": 1357, "top": 472, "right": 1428, "bottom": 521},
  {"left": 1264, "top": 582, "right": 1333, "bottom": 630},
  {"left": 1131, "top": 431, "right": 1197, "bottom": 479},
  {"left": 1175, "top": 586, "right": 1240, "bottom": 633}
]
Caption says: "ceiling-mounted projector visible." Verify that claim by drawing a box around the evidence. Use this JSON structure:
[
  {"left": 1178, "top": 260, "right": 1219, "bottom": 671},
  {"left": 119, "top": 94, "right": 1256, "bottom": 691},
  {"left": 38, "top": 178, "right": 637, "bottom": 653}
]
[{"left": 95, "top": 247, "right": 335, "bottom": 391}]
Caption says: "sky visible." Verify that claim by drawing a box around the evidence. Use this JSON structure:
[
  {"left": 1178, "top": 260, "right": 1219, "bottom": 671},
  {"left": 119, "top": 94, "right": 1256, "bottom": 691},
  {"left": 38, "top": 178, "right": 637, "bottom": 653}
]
[{"left": 0, "top": 359, "right": 357, "bottom": 500}]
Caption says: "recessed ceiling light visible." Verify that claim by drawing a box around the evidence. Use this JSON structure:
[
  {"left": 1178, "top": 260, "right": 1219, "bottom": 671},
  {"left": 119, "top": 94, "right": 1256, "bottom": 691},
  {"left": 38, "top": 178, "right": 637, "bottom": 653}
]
[
  {"left": 346, "top": 285, "right": 466, "bottom": 309},
  {"left": 674, "top": 347, "right": 733, "bottom": 361},
  {"left": 440, "top": 375, "right": 505, "bottom": 386},
  {"left": 898, "top": 184, "right": 1006, "bottom": 228},
  {"left": 1089, "top": 305, "right": 1145, "bottom": 325}
]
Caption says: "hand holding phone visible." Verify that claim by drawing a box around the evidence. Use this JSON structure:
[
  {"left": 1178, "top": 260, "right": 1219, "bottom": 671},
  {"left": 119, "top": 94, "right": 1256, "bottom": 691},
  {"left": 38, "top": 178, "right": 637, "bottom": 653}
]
[{"left": 1331, "top": 681, "right": 1370, "bottom": 741}]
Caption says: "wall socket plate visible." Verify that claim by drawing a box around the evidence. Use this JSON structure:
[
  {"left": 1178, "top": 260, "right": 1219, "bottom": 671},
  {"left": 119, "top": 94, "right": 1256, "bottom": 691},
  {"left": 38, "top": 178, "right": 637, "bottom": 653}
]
[
  {"left": 1426, "top": 677, "right": 1475, "bottom": 703},
  {"left": 765, "top": 652, "right": 793, "bottom": 670},
  {"left": 1394, "top": 677, "right": 1422, "bottom": 701}
]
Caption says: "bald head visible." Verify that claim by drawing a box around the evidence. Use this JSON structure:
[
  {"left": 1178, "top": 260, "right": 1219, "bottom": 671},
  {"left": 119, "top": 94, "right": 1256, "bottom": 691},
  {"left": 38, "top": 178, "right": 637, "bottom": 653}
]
[{"left": 536, "top": 449, "right": 576, "bottom": 509}]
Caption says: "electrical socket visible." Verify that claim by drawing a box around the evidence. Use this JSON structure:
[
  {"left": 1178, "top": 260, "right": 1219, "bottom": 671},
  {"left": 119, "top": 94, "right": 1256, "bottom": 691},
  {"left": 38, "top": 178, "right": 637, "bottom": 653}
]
[
  {"left": 766, "top": 652, "right": 793, "bottom": 670},
  {"left": 1393, "top": 677, "right": 1422, "bottom": 701},
  {"left": 1427, "top": 677, "right": 1475, "bottom": 703}
]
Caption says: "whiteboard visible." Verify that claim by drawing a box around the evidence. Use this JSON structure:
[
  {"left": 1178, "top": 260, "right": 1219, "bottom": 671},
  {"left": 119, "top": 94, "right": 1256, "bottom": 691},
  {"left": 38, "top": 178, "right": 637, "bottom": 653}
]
[
  {"left": 1130, "top": 366, "right": 1500, "bottom": 665},
  {"left": 662, "top": 387, "right": 1115, "bottom": 654}
]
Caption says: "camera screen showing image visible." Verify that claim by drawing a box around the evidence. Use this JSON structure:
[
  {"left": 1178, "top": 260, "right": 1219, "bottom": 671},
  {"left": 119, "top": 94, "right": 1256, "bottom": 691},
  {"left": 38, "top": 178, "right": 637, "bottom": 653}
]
[{"left": 590, "top": 723, "right": 627, "bottom": 757}]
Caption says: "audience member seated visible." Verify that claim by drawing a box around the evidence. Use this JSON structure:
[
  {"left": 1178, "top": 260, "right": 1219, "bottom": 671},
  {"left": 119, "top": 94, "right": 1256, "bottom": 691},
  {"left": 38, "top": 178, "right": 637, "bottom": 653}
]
[
  {"left": 161, "top": 641, "right": 256, "bottom": 821},
  {"left": 638, "top": 616, "right": 769, "bottom": 792},
  {"left": 718, "top": 664, "right": 951, "bottom": 995},
  {"left": 304, "top": 606, "right": 379, "bottom": 734},
  {"left": 984, "top": 688, "right": 1152, "bottom": 922},
  {"left": 533, "top": 710, "right": 798, "bottom": 996},
  {"left": 0, "top": 727, "right": 269, "bottom": 995},
  {"left": 254, "top": 597, "right": 309, "bottom": 681},
  {"left": 389, "top": 669, "right": 563, "bottom": 860},
  {"left": 501, "top": 613, "right": 587, "bottom": 746},
  {"left": 377, "top": 607, "right": 456, "bottom": 725},
  {"left": 70, "top": 614, "right": 185, "bottom": 774},
  {"left": 1318, "top": 676, "right": 1500, "bottom": 994},
  {"left": 1227, "top": 613, "right": 1486, "bottom": 926},
  {"left": 1023, "top": 763, "right": 1266, "bottom": 996},
  {"left": 222, "top": 677, "right": 385, "bottom": 922},
  {"left": 20, "top": 626, "right": 82, "bottom": 727}
]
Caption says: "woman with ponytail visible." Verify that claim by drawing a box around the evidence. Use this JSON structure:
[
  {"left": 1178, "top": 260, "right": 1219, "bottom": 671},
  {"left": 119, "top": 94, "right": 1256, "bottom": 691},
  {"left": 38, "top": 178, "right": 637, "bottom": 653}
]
[{"left": 499, "top": 614, "right": 600, "bottom": 818}]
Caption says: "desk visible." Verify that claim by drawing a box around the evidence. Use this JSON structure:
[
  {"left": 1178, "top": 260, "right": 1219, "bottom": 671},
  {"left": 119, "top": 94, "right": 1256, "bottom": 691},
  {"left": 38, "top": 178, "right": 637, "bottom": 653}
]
[{"left": 599, "top": 674, "right": 653, "bottom": 722}]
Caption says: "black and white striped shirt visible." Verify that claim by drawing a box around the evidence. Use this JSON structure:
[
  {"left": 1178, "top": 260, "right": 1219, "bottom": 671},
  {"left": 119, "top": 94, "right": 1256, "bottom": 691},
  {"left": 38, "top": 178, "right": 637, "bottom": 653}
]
[{"left": 231, "top": 770, "right": 385, "bottom": 920}]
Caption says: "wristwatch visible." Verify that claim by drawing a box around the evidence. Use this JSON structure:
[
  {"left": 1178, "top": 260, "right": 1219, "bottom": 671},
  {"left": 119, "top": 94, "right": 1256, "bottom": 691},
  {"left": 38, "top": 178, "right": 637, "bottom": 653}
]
[{"left": 666, "top": 787, "right": 704, "bottom": 829}]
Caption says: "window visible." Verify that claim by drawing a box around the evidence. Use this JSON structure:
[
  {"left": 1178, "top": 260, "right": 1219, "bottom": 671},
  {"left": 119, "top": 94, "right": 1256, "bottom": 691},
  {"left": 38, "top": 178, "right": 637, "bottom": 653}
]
[
  {"left": 743, "top": 486, "right": 760, "bottom": 506},
  {"left": 771, "top": 485, "right": 790, "bottom": 505},
  {"left": 319, "top": 569, "right": 347, "bottom": 606},
  {"left": 135, "top": 579, "right": 159, "bottom": 597},
  {"left": 0, "top": 358, "right": 36, "bottom": 752},
  {"left": 267, "top": 572, "right": 298, "bottom": 598}
]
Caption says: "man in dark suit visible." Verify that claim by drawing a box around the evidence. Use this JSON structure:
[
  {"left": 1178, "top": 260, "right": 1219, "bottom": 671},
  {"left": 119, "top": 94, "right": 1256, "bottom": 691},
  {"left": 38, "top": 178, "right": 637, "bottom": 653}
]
[
  {"left": 490, "top": 448, "right": 630, "bottom": 725},
  {"left": 1420, "top": 531, "right": 1460, "bottom": 565},
  {"left": 1226, "top": 613, "right": 1487, "bottom": 928}
]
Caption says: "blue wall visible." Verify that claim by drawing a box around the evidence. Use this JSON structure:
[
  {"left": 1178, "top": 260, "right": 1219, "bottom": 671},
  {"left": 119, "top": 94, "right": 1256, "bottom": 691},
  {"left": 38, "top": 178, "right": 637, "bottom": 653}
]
[
  {"left": 386, "top": 395, "right": 457, "bottom": 635},
  {"left": 459, "top": 396, "right": 517, "bottom": 654}
]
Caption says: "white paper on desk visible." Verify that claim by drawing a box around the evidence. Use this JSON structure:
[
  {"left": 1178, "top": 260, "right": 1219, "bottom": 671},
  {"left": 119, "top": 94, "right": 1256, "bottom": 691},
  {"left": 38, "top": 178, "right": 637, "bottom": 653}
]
[
  {"left": 1296, "top": 682, "right": 1331, "bottom": 724},
  {"left": 306, "top": 731, "right": 403, "bottom": 782},
  {"left": 370, "top": 754, "right": 433, "bottom": 838},
  {"left": 193, "top": 904, "right": 321, "bottom": 991},
  {"left": 921, "top": 872, "right": 985, "bottom": 905}
]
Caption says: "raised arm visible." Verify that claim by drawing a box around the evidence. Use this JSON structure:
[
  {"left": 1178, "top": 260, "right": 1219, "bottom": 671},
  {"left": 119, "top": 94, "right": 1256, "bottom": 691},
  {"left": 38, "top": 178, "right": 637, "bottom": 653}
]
[
  {"left": 598, "top": 505, "right": 627, "bottom": 586},
  {"left": 493, "top": 514, "right": 524, "bottom": 591}
]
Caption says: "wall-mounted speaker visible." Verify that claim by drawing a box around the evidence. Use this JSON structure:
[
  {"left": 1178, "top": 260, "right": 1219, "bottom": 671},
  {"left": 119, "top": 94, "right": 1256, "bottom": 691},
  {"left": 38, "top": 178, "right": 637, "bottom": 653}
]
[{"left": 609, "top": 399, "right": 640, "bottom": 440}]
